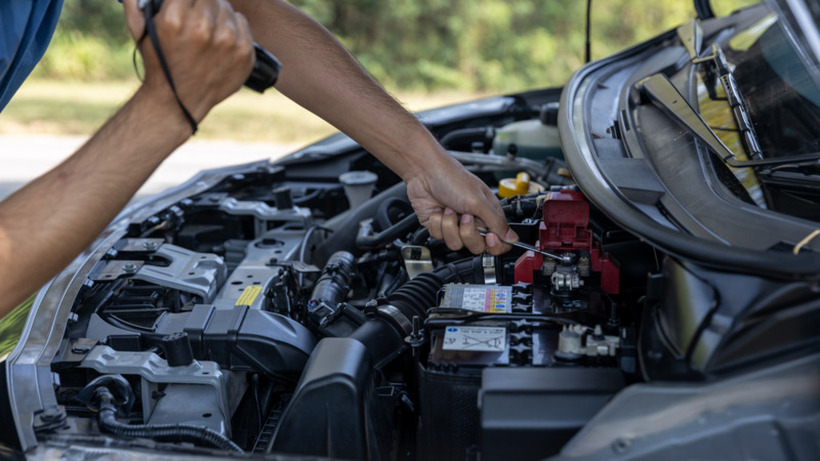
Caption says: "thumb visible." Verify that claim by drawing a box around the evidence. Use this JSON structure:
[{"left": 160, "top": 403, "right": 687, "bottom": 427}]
[
  {"left": 122, "top": 0, "right": 146, "bottom": 42},
  {"left": 477, "top": 192, "right": 518, "bottom": 244}
]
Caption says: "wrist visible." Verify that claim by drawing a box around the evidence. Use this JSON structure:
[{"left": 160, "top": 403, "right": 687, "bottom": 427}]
[
  {"left": 393, "top": 128, "right": 457, "bottom": 183},
  {"left": 132, "top": 82, "right": 195, "bottom": 143}
]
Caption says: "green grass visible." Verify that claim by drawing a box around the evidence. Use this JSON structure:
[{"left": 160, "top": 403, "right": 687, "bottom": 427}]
[
  {"left": 0, "top": 294, "right": 35, "bottom": 361},
  {"left": 0, "top": 79, "right": 488, "bottom": 144}
]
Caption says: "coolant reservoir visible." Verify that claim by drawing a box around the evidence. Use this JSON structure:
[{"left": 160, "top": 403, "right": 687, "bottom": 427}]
[{"left": 492, "top": 103, "right": 563, "bottom": 161}]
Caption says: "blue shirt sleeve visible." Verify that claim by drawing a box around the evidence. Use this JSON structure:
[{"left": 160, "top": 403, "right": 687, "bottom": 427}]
[{"left": 0, "top": 0, "right": 64, "bottom": 112}]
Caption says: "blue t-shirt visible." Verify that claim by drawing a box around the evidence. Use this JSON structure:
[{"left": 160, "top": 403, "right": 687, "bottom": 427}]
[{"left": 0, "top": 0, "right": 64, "bottom": 112}]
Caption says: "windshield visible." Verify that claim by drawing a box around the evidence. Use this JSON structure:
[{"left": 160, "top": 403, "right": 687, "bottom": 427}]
[
  {"left": 729, "top": 7, "right": 820, "bottom": 158},
  {"left": 692, "top": 0, "right": 820, "bottom": 218}
]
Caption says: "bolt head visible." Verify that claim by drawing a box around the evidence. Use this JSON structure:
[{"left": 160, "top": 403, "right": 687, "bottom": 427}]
[
  {"left": 71, "top": 344, "right": 92, "bottom": 354},
  {"left": 40, "top": 407, "right": 63, "bottom": 423}
]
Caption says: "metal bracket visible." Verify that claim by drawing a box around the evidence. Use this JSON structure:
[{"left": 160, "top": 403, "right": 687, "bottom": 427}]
[
  {"left": 80, "top": 346, "right": 235, "bottom": 436},
  {"left": 401, "top": 246, "right": 434, "bottom": 279},
  {"left": 90, "top": 260, "right": 144, "bottom": 282},
  {"left": 218, "top": 197, "right": 311, "bottom": 237},
  {"left": 676, "top": 19, "right": 703, "bottom": 59},
  {"left": 115, "top": 238, "right": 164, "bottom": 253},
  {"left": 133, "top": 244, "right": 227, "bottom": 302}
]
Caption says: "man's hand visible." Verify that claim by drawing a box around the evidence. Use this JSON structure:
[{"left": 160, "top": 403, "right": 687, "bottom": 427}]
[
  {"left": 404, "top": 144, "right": 517, "bottom": 255},
  {"left": 123, "top": 0, "right": 254, "bottom": 123}
]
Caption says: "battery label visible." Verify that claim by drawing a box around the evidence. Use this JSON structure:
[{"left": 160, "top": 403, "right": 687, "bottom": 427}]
[
  {"left": 443, "top": 326, "right": 506, "bottom": 352},
  {"left": 440, "top": 284, "right": 511, "bottom": 313}
]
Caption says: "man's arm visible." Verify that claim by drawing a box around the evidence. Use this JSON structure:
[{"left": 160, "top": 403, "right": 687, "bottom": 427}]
[
  {"left": 0, "top": 0, "right": 254, "bottom": 318},
  {"left": 230, "top": 0, "right": 519, "bottom": 255}
]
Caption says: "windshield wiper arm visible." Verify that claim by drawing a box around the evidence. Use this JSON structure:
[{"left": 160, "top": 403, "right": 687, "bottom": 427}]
[
  {"left": 694, "top": 43, "right": 764, "bottom": 160},
  {"left": 638, "top": 73, "right": 820, "bottom": 168}
]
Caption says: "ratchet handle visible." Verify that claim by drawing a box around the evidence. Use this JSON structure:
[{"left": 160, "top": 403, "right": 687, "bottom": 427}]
[
  {"left": 477, "top": 226, "right": 572, "bottom": 263},
  {"left": 245, "top": 44, "right": 281, "bottom": 93}
]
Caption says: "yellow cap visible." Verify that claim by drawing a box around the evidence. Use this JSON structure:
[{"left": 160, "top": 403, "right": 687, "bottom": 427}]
[{"left": 498, "top": 172, "right": 543, "bottom": 198}]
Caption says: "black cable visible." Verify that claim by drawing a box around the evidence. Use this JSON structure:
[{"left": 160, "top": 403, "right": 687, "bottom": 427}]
[
  {"left": 95, "top": 387, "right": 242, "bottom": 452},
  {"left": 142, "top": 1, "right": 198, "bottom": 134},
  {"left": 585, "top": 0, "right": 592, "bottom": 63},
  {"left": 424, "top": 309, "right": 580, "bottom": 326}
]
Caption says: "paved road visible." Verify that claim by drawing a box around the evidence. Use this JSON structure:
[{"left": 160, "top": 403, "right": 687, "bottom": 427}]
[{"left": 0, "top": 135, "right": 299, "bottom": 202}]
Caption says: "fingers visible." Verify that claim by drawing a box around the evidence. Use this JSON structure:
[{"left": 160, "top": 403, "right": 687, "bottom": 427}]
[
  {"left": 449, "top": 184, "right": 516, "bottom": 255},
  {"left": 436, "top": 209, "right": 502, "bottom": 255},
  {"left": 479, "top": 187, "right": 518, "bottom": 243},
  {"left": 440, "top": 208, "right": 463, "bottom": 251},
  {"left": 484, "top": 231, "right": 512, "bottom": 256},
  {"left": 458, "top": 214, "right": 487, "bottom": 254},
  {"left": 426, "top": 208, "right": 444, "bottom": 240},
  {"left": 122, "top": 0, "right": 146, "bottom": 41},
  {"left": 125, "top": 0, "right": 255, "bottom": 123},
  {"left": 164, "top": 0, "right": 195, "bottom": 32}
]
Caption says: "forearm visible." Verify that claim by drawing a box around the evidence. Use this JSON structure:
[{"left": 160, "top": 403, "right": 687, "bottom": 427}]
[
  {"left": 0, "top": 0, "right": 255, "bottom": 318},
  {"left": 232, "top": 0, "right": 443, "bottom": 181},
  {"left": 0, "top": 87, "right": 189, "bottom": 317},
  {"left": 232, "top": 0, "right": 515, "bottom": 252}
]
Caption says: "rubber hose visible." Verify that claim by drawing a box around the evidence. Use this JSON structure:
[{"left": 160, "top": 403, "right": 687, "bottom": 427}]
[
  {"left": 383, "top": 256, "right": 485, "bottom": 330},
  {"left": 316, "top": 183, "right": 408, "bottom": 262},
  {"left": 348, "top": 257, "right": 485, "bottom": 367},
  {"left": 374, "top": 197, "right": 413, "bottom": 232},
  {"left": 386, "top": 272, "right": 445, "bottom": 322},
  {"left": 310, "top": 251, "right": 356, "bottom": 307},
  {"left": 431, "top": 257, "right": 486, "bottom": 285},
  {"left": 355, "top": 213, "right": 419, "bottom": 250},
  {"left": 96, "top": 389, "right": 243, "bottom": 452},
  {"left": 411, "top": 227, "right": 430, "bottom": 245},
  {"left": 438, "top": 126, "right": 491, "bottom": 150}
]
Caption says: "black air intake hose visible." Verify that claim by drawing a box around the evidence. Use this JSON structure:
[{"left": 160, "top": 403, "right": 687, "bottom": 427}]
[
  {"left": 384, "top": 272, "right": 445, "bottom": 322},
  {"left": 351, "top": 256, "right": 485, "bottom": 367},
  {"left": 269, "top": 257, "right": 486, "bottom": 455},
  {"left": 94, "top": 387, "right": 243, "bottom": 452},
  {"left": 383, "top": 256, "right": 484, "bottom": 330}
]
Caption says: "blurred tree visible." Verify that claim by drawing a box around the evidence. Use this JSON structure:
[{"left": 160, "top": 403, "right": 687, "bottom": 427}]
[
  {"left": 59, "top": 0, "right": 130, "bottom": 45},
  {"left": 43, "top": 0, "right": 761, "bottom": 89}
]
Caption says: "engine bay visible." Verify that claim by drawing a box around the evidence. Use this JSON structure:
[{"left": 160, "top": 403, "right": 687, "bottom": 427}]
[
  {"left": 19, "top": 85, "right": 816, "bottom": 460},
  {"left": 9, "top": 6, "right": 820, "bottom": 458},
  {"left": 34, "top": 108, "right": 660, "bottom": 459}
]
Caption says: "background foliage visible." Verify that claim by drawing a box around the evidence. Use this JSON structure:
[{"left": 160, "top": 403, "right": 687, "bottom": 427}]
[{"left": 35, "top": 0, "right": 759, "bottom": 92}]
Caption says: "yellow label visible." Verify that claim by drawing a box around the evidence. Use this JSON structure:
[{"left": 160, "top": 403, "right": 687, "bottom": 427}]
[
  {"left": 236, "top": 285, "right": 263, "bottom": 306},
  {"left": 488, "top": 288, "right": 509, "bottom": 313}
]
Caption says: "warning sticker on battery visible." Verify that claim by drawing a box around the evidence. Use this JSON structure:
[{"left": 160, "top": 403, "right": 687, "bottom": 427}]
[
  {"left": 441, "top": 285, "right": 511, "bottom": 313},
  {"left": 442, "top": 326, "right": 506, "bottom": 352}
]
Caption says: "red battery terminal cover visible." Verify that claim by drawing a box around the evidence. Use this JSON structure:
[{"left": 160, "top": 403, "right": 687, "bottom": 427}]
[{"left": 513, "top": 189, "right": 620, "bottom": 294}]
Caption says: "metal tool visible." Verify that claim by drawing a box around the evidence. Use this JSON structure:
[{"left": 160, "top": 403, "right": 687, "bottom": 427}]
[{"left": 476, "top": 227, "right": 574, "bottom": 264}]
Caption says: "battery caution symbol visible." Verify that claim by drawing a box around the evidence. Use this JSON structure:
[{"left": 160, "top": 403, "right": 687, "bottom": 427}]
[{"left": 442, "top": 326, "right": 507, "bottom": 352}]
